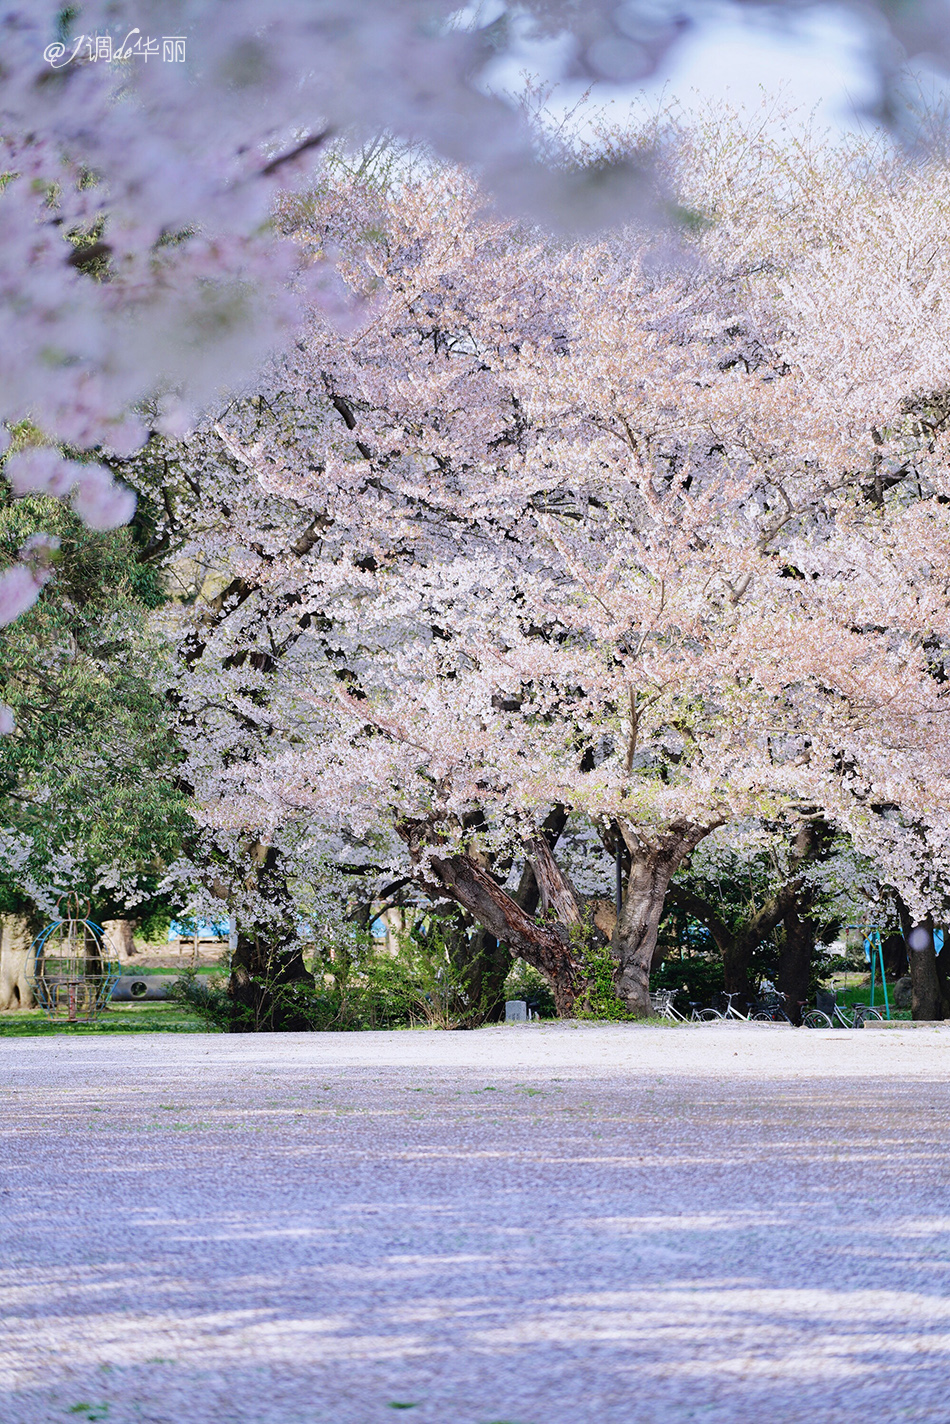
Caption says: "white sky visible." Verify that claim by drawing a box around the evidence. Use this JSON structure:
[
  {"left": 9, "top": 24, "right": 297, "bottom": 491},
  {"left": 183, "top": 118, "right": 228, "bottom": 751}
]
[
  {"left": 480, "top": 3, "right": 882, "bottom": 139},
  {"left": 631, "top": 5, "right": 878, "bottom": 132}
]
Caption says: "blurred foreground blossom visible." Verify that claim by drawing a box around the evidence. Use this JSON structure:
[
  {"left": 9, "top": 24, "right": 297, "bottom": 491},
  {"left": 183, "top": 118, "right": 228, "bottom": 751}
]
[
  {"left": 2, "top": 0, "right": 949, "bottom": 467},
  {"left": 68, "top": 465, "right": 138, "bottom": 531},
  {"left": 0, "top": 533, "right": 58, "bottom": 627},
  {"left": 0, "top": 564, "right": 46, "bottom": 626},
  {"left": 2, "top": 0, "right": 950, "bottom": 703}
]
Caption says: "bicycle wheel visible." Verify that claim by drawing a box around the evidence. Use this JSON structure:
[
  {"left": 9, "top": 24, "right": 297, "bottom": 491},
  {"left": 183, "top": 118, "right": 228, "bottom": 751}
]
[
  {"left": 859, "top": 1007, "right": 884, "bottom": 1022},
  {"left": 801, "top": 1009, "right": 833, "bottom": 1028},
  {"left": 699, "top": 1008, "right": 723, "bottom": 1021},
  {"left": 751, "top": 1010, "right": 775, "bottom": 1022}
]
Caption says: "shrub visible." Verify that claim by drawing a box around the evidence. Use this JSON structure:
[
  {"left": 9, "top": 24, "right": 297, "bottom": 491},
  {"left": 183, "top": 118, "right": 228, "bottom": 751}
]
[
  {"left": 170, "top": 925, "right": 491, "bottom": 1032},
  {"left": 502, "top": 959, "right": 557, "bottom": 1018}
]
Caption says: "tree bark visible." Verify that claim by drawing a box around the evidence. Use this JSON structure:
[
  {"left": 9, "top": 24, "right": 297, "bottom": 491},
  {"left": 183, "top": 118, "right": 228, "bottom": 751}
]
[
  {"left": 394, "top": 810, "right": 579, "bottom": 1020},
  {"left": 777, "top": 902, "right": 814, "bottom": 1023},
  {"left": 907, "top": 922, "right": 948, "bottom": 1021},
  {"left": 0, "top": 913, "right": 38, "bottom": 1010},
  {"left": 425, "top": 850, "right": 585, "bottom": 1016},
  {"left": 613, "top": 821, "right": 719, "bottom": 1016},
  {"left": 102, "top": 918, "right": 140, "bottom": 963},
  {"left": 443, "top": 814, "right": 574, "bottom": 1023},
  {"left": 526, "top": 835, "right": 582, "bottom": 927}
]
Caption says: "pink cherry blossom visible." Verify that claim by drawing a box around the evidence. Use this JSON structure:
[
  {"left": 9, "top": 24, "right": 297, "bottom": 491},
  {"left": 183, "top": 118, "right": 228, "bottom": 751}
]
[
  {"left": 69, "top": 465, "right": 138, "bottom": 530},
  {"left": 4, "top": 448, "right": 75, "bottom": 499},
  {"left": 0, "top": 563, "right": 44, "bottom": 626}
]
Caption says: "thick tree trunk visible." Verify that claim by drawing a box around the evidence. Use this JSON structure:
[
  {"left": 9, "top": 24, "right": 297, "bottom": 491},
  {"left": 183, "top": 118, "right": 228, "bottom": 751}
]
[
  {"left": 777, "top": 902, "right": 813, "bottom": 1023},
  {"left": 395, "top": 811, "right": 582, "bottom": 1019},
  {"left": 102, "top": 918, "right": 140, "bottom": 962},
  {"left": 83, "top": 921, "right": 103, "bottom": 978},
  {"left": 907, "top": 923, "right": 948, "bottom": 1021},
  {"left": 0, "top": 913, "right": 37, "bottom": 1011},
  {"left": 613, "top": 821, "right": 719, "bottom": 1016},
  {"left": 229, "top": 930, "right": 314, "bottom": 1030},
  {"left": 425, "top": 849, "right": 585, "bottom": 1016},
  {"left": 527, "top": 836, "right": 582, "bottom": 928},
  {"left": 722, "top": 942, "right": 753, "bottom": 999},
  {"left": 470, "top": 821, "right": 580, "bottom": 1020}
]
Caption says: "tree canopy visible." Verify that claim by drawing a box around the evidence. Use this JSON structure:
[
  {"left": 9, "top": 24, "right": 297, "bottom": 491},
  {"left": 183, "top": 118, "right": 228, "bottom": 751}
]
[
  {"left": 98, "top": 121, "right": 950, "bottom": 1014},
  {"left": 0, "top": 494, "right": 187, "bottom": 918}
]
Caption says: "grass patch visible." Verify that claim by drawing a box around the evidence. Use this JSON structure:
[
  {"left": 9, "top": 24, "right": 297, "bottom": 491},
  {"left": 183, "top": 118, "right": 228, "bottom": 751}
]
[
  {"left": 0, "top": 1000, "right": 211, "bottom": 1036},
  {"left": 833, "top": 979, "right": 910, "bottom": 1020}
]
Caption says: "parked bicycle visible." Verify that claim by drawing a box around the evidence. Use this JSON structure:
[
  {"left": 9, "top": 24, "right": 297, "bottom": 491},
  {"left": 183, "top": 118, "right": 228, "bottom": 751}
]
[
  {"left": 801, "top": 989, "right": 884, "bottom": 1030},
  {"left": 716, "top": 992, "right": 770, "bottom": 1023},
  {"left": 650, "top": 989, "right": 721, "bottom": 1023},
  {"left": 750, "top": 989, "right": 795, "bottom": 1024},
  {"left": 698, "top": 992, "right": 783, "bottom": 1023}
]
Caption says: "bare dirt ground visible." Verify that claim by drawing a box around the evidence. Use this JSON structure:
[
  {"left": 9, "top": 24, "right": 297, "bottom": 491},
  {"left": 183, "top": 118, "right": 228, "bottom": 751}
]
[{"left": 1, "top": 1021, "right": 949, "bottom": 1424}]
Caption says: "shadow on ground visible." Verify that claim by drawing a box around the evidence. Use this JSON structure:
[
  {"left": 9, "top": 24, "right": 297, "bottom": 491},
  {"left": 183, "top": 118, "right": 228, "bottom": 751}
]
[{"left": 1, "top": 1037, "right": 948, "bottom": 1422}]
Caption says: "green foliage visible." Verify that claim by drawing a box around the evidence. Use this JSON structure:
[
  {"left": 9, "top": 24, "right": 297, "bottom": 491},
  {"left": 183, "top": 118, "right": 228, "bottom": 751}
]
[
  {"left": 652, "top": 947, "right": 725, "bottom": 1008},
  {"left": 502, "top": 959, "right": 557, "bottom": 1018},
  {"left": 137, "top": 904, "right": 174, "bottom": 943},
  {"left": 401, "top": 917, "right": 500, "bottom": 1028},
  {"left": 168, "top": 970, "right": 234, "bottom": 1029},
  {"left": 172, "top": 924, "right": 496, "bottom": 1033},
  {"left": 570, "top": 920, "right": 636, "bottom": 1021},
  {"left": 0, "top": 495, "right": 188, "bottom": 914}
]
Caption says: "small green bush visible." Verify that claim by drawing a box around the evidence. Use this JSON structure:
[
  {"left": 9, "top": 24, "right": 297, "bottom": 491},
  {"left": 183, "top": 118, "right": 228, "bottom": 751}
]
[
  {"left": 569, "top": 921, "right": 635, "bottom": 1021},
  {"left": 502, "top": 959, "right": 557, "bottom": 1018}
]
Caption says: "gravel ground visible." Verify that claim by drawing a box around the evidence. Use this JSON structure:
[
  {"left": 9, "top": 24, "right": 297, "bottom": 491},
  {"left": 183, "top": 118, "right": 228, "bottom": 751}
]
[{"left": 1, "top": 1021, "right": 949, "bottom": 1424}]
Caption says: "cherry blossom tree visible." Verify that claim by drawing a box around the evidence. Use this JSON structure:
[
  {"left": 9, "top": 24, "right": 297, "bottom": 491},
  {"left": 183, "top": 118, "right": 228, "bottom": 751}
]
[
  {"left": 128, "top": 126, "right": 950, "bottom": 1017},
  {"left": 7, "top": 0, "right": 950, "bottom": 778},
  {"left": 2, "top": 0, "right": 950, "bottom": 598}
]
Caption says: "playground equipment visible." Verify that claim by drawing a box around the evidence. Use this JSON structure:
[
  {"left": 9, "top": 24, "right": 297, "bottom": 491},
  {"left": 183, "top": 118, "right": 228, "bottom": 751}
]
[
  {"left": 26, "top": 896, "right": 120, "bottom": 1023},
  {"left": 846, "top": 924, "right": 890, "bottom": 1020}
]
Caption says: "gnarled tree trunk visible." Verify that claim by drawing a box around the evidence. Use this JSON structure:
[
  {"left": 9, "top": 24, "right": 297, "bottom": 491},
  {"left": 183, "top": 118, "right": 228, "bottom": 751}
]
[
  {"left": 424, "top": 848, "right": 585, "bottom": 1016},
  {"left": 102, "top": 918, "right": 140, "bottom": 962},
  {"left": 397, "top": 814, "right": 589, "bottom": 1015},
  {"left": 613, "top": 821, "right": 719, "bottom": 1016},
  {"left": 434, "top": 813, "right": 574, "bottom": 1025},
  {"left": 399, "top": 816, "right": 718, "bottom": 1020},
  {"left": 0, "top": 913, "right": 38, "bottom": 1010}
]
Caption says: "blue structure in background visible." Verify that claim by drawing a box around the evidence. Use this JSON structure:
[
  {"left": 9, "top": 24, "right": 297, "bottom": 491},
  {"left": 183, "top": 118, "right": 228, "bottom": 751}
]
[
  {"left": 168, "top": 919, "right": 229, "bottom": 941},
  {"left": 852, "top": 925, "right": 890, "bottom": 1020}
]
